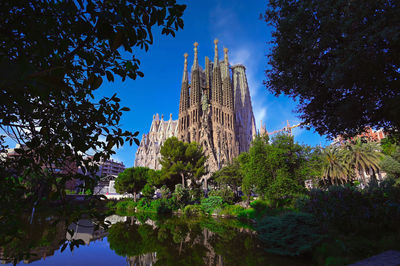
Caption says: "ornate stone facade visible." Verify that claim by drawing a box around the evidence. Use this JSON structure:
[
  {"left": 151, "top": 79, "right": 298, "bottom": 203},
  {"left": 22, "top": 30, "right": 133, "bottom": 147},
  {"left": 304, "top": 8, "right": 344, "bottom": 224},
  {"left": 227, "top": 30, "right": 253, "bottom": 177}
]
[
  {"left": 135, "top": 40, "right": 256, "bottom": 173},
  {"left": 134, "top": 113, "right": 178, "bottom": 170}
]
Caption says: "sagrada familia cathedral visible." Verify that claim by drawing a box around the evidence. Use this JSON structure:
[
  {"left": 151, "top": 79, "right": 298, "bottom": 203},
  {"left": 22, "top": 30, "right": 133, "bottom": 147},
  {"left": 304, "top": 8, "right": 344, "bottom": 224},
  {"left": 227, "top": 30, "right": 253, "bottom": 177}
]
[{"left": 134, "top": 39, "right": 256, "bottom": 173}]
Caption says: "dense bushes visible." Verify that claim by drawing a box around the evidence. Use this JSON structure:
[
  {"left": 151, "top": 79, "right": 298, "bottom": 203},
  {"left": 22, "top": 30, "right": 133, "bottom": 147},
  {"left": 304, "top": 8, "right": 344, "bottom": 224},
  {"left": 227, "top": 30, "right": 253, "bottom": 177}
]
[
  {"left": 183, "top": 205, "right": 205, "bottom": 217},
  {"left": 208, "top": 188, "right": 235, "bottom": 204},
  {"left": 114, "top": 198, "right": 177, "bottom": 214},
  {"left": 200, "top": 196, "right": 223, "bottom": 214},
  {"left": 255, "top": 212, "right": 324, "bottom": 256},
  {"left": 299, "top": 181, "right": 400, "bottom": 233}
]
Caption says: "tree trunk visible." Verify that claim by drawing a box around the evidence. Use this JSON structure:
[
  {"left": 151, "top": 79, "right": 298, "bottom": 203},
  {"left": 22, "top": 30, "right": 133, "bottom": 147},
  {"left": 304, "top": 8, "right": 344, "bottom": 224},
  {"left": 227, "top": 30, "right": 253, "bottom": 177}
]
[
  {"left": 134, "top": 191, "right": 137, "bottom": 202},
  {"left": 181, "top": 173, "right": 185, "bottom": 187}
]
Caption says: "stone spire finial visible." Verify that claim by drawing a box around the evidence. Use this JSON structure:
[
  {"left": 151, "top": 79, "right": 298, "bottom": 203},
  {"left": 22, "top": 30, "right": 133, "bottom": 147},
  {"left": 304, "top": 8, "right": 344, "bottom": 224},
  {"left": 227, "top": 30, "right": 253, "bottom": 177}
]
[
  {"left": 184, "top": 53, "right": 188, "bottom": 70},
  {"left": 182, "top": 53, "right": 189, "bottom": 84},
  {"left": 153, "top": 114, "right": 155, "bottom": 120},
  {"left": 214, "top": 39, "right": 219, "bottom": 64},
  {"left": 224, "top": 47, "right": 229, "bottom": 64},
  {"left": 193, "top": 42, "right": 199, "bottom": 69},
  {"left": 161, "top": 114, "right": 164, "bottom": 120},
  {"left": 170, "top": 113, "right": 172, "bottom": 120}
]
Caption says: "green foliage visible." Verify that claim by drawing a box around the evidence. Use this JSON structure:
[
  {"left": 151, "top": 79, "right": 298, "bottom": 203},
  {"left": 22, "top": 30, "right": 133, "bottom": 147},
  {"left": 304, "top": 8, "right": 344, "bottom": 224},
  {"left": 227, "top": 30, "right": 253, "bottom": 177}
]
[
  {"left": 160, "top": 185, "right": 171, "bottom": 199},
  {"left": 188, "top": 186, "right": 203, "bottom": 203},
  {"left": 210, "top": 159, "right": 243, "bottom": 198},
  {"left": 219, "top": 205, "right": 245, "bottom": 217},
  {"left": 159, "top": 137, "right": 207, "bottom": 190},
  {"left": 250, "top": 200, "right": 268, "bottom": 213},
  {"left": 300, "top": 182, "right": 400, "bottom": 233},
  {"left": 380, "top": 155, "right": 400, "bottom": 180},
  {"left": 265, "top": 173, "right": 305, "bottom": 208},
  {"left": 114, "top": 167, "right": 149, "bottom": 200},
  {"left": 255, "top": 212, "right": 324, "bottom": 256},
  {"left": 116, "top": 201, "right": 129, "bottom": 212},
  {"left": 141, "top": 183, "right": 155, "bottom": 199},
  {"left": 183, "top": 205, "right": 205, "bottom": 217},
  {"left": 264, "top": 0, "right": 400, "bottom": 138},
  {"left": 0, "top": 0, "right": 186, "bottom": 205},
  {"left": 200, "top": 196, "right": 223, "bottom": 214},
  {"left": 239, "top": 134, "right": 314, "bottom": 206},
  {"left": 208, "top": 188, "right": 235, "bottom": 204},
  {"left": 172, "top": 184, "right": 190, "bottom": 209},
  {"left": 105, "top": 201, "right": 116, "bottom": 211},
  {"left": 131, "top": 198, "right": 177, "bottom": 214}
]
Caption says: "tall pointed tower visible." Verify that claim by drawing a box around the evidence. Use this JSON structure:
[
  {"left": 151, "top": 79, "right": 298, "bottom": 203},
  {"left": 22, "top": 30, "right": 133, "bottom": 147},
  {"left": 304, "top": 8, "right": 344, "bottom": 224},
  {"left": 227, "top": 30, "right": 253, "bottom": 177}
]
[{"left": 176, "top": 39, "right": 255, "bottom": 173}]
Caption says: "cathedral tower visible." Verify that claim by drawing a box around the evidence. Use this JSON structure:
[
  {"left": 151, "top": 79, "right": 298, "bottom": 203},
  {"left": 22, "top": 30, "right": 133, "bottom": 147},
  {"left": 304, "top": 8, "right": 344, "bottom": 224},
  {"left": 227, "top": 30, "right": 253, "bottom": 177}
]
[{"left": 136, "top": 40, "right": 256, "bottom": 173}]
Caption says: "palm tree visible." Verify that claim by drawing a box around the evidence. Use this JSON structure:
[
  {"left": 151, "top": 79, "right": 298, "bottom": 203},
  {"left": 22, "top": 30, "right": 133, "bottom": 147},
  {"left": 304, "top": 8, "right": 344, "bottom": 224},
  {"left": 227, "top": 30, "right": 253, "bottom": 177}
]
[
  {"left": 321, "top": 146, "right": 349, "bottom": 185},
  {"left": 343, "top": 139, "right": 382, "bottom": 185}
]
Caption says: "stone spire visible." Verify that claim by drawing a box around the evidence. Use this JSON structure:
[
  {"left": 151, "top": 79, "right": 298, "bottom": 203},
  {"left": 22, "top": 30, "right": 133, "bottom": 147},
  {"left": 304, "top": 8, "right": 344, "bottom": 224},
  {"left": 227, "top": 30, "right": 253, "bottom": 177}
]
[
  {"left": 212, "top": 39, "right": 223, "bottom": 105},
  {"left": 222, "top": 47, "right": 233, "bottom": 110},
  {"left": 192, "top": 42, "right": 199, "bottom": 70},
  {"left": 190, "top": 42, "right": 201, "bottom": 105},
  {"left": 214, "top": 39, "right": 219, "bottom": 64},
  {"left": 179, "top": 53, "right": 190, "bottom": 113},
  {"left": 224, "top": 47, "right": 229, "bottom": 64},
  {"left": 182, "top": 52, "right": 188, "bottom": 83}
]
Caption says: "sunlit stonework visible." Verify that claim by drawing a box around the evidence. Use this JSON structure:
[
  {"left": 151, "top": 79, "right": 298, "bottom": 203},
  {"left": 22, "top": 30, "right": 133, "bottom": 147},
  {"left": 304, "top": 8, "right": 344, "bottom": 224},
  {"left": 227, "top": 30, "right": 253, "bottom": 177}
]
[{"left": 135, "top": 39, "right": 256, "bottom": 173}]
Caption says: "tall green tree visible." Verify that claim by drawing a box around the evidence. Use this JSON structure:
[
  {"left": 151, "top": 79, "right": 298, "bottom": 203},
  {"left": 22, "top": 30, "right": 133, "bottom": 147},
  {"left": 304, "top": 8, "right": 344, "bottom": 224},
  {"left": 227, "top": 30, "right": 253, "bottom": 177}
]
[
  {"left": 321, "top": 146, "right": 349, "bottom": 185},
  {"left": 264, "top": 0, "right": 400, "bottom": 139},
  {"left": 343, "top": 139, "right": 382, "bottom": 184},
  {"left": 159, "top": 137, "right": 207, "bottom": 189},
  {"left": 114, "top": 167, "right": 150, "bottom": 201},
  {"left": 240, "top": 134, "right": 313, "bottom": 206},
  {"left": 0, "top": 1, "right": 186, "bottom": 204},
  {"left": 211, "top": 158, "right": 243, "bottom": 196}
]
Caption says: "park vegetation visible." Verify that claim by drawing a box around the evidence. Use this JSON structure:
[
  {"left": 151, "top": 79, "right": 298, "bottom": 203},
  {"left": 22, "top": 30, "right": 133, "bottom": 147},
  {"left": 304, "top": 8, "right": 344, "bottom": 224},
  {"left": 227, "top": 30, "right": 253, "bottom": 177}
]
[{"left": 110, "top": 133, "right": 400, "bottom": 264}]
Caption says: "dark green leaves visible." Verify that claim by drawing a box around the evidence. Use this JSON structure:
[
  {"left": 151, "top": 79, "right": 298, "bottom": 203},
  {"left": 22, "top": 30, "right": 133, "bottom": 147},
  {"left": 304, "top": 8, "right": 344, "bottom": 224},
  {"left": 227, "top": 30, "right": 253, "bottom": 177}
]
[
  {"left": 264, "top": 0, "right": 400, "bottom": 138},
  {"left": 0, "top": 0, "right": 186, "bottom": 205}
]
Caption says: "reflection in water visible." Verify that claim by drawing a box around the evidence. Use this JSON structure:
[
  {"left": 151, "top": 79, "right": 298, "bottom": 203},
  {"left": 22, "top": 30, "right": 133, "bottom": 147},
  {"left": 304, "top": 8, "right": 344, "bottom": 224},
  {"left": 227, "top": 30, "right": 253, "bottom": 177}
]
[
  {"left": 108, "top": 215, "right": 310, "bottom": 266},
  {"left": 1, "top": 213, "right": 311, "bottom": 265}
]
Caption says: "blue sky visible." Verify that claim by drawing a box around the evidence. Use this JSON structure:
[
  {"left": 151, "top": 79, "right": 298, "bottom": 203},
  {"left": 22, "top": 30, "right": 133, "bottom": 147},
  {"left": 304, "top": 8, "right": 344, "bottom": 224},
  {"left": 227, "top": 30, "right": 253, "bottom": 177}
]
[
  {"left": 5, "top": 0, "right": 330, "bottom": 167},
  {"left": 94, "top": 0, "right": 330, "bottom": 167}
]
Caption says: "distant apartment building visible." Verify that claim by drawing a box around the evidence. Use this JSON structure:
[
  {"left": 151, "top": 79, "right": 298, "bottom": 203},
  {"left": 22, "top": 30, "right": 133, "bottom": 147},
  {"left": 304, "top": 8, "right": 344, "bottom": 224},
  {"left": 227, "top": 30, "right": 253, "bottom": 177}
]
[
  {"left": 333, "top": 127, "right": 386, "bottom": 145},
  {"left": 98, "top": 158, "right": 125, "bottom": 177}
]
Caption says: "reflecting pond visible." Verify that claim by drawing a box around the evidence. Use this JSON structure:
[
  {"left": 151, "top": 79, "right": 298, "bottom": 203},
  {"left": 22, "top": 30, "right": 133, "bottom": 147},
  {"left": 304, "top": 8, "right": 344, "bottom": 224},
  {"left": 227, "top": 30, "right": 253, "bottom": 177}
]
[{"left": 1, "top": 212, "right": 311, "bottom": 265}]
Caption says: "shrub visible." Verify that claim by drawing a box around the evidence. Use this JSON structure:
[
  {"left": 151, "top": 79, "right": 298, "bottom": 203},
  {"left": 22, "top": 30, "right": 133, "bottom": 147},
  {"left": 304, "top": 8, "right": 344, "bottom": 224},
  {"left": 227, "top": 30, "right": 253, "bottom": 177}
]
[
  {"left": 200, "top": 196, "right": 223, "bottom": 214},
  {"left": 160, "top": 185, "right": 171, "bottom": 199},
  {"left": 300, "top": 182, "right": 400, "bottom": 233},
  {"left": 220, "top": 204, "right": 245, "bottom": 217},
  {"left": 264, "top": 175, "right": 305, "bottom": 208},
  {"left": 141, "top": 183, "right": 155, "bottom": 199},
  {"left": 255, "top": 212, "right": 324, "bottom": 256},
  {"left": 126, "top": 200, "right": 137, "bottom": 212},
  {"left": 189, "top": 187, "right": 203, "bottom": 203},
  {"left": 106, "top": 201, "right": 116, "bottom": 211},
  {"left": 237, "top": 208, "right": 257, "bottom": 220},
  {"left": 250, "top": 200, "right": 268, "bottom": 212},
  {"left": 183, "top": 205, "right": 205, "bottom": 217},
  {"left": 116, "top": 201, "right": 129, "bottom": 211},
  {"left": 209, "top": 188, "right": 235, "bottom": 204},
  {"left": 172, "top": 184, "right": 190, "bottom": 208}
]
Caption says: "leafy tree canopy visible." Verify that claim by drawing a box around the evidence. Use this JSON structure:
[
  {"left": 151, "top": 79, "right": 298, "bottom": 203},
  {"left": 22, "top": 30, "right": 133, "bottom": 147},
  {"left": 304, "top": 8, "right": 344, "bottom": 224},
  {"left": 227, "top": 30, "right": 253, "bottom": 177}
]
[
  {"left": 0, "top": 0, "right": 186, "bottom": 201},
  {"left": 159, "top": 137, "right": 207, "bottom": 189},
  {"left": 114, "top": 167, "right": 150, "bottom": 201},
  {"left": 211, "top": 158, "right": 243, "bottom": 192},
  {"left": 264, "top": 0, "right": 400, "bottom": 138},
  {"left": 240, "top": 134, "right": 317, "bottom": 205}
]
